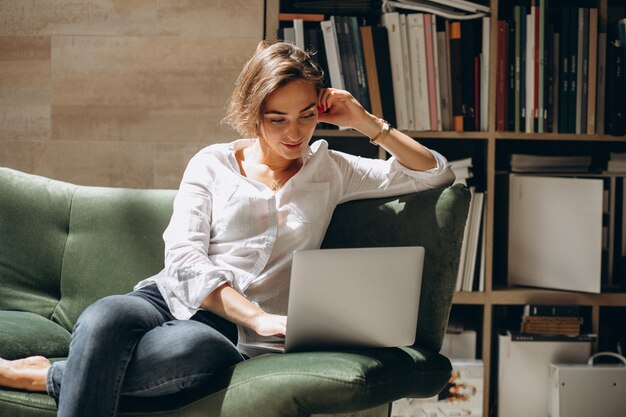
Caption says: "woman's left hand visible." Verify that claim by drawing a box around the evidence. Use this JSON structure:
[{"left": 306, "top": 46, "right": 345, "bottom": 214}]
[{"left": 317, "top": 88, "right": 375, "bottom": 133}]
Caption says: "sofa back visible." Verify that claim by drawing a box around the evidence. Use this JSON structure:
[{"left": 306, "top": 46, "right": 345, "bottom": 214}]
[
  {"left": 321, "top": 185, "right": 469, "bottom": 352},
  {"left": 0, "top": 168, "right": 174, "bottom": 331},
  {"left": 0, "top": 168, "right": 469, "bottom": 351}
]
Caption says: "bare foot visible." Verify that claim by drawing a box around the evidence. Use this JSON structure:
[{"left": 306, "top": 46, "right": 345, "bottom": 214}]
[{"left": 0, "top": 356, "right": 51, "bottom": 392}]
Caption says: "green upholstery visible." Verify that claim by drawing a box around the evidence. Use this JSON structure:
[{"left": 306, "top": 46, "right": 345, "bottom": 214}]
[{"left": 0, "top": 167, "right": 470, "bottom": 417}]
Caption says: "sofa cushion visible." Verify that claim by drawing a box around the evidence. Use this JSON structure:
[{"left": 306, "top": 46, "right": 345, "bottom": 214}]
[
  {"left": 0, "top": 311, "right": 70, "bottom": 360},
  {"left": 0, "top": 346, "right": 449, "bottom": 417},
  {"left": 0, "top": 168, "right": 74, "bottom": 318}
]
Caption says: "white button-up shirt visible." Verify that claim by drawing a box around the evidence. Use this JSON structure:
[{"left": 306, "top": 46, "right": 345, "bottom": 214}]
[{"left": 135, "top": 138, "right": 454, "bottom": 347}]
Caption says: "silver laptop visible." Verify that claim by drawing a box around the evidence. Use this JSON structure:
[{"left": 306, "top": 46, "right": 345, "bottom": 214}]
[{"left": 240, "top": 246, "right": 424, "bottom": 353}]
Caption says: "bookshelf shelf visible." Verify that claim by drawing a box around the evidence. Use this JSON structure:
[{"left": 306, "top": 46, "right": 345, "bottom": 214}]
[
  {"left": 496, "top": 132, "right": 626, "bottom": 142},
  {"left": 314, "top": 128, "right": 490, "bottom": 139},
  {"left": 266, "top": 0, "right": 626, "bottom": 415}
]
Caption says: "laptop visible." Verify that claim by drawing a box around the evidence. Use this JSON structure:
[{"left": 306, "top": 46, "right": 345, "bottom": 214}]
[{"left": 239, "top": 246, "right": 424, "bottom": 353}]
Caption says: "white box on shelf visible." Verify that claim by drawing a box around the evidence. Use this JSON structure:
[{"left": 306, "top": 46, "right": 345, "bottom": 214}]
[
  {"left": 498, "top": 332, "right": 592, "bottom": 417},
  {"left": 508, "top": 174, "right": 603, "bottom": 293},
  {"left": 441, "top": 330, "right": 477, "bottom": 359},
  {"left": 549, "top": 358, "right": 626, "bottom": 417}
]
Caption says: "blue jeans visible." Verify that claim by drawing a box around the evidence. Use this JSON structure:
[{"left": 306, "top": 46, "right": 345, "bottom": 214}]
[{"left": 46, "top": 283, "right": 245, "bottom": 417}]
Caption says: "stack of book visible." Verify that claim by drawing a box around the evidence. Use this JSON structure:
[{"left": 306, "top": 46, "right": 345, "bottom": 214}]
[
  {"left": 606, "top": 152, "right": 626, "bottom": 173},
  {"left": 278, "top": 6, "right": 491, "bottom": 133},
  {"left": 496, "top": 3, "right": 626, "bottom": 136},
  {"left": 510, "top": 153, "right": 592, "bottom": 173},
  {"left": 450, "top": 157, "right": 474, "bottom": 187},
  {"left": 519, "top": 304, "right": 584, "bottom": 338},
  {"left": 456, "top": 174, "right": 486, "bottom": 292}
]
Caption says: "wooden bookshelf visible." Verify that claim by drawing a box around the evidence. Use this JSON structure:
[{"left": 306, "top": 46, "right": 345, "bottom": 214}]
[{"left": 265, "top": 0, "right": 626, "bottom": 415}]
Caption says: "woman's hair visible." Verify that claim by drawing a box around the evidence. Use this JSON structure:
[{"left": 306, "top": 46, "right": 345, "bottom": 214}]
[{"left": 223, "top": 40, "right": 324, "bottom": 137}]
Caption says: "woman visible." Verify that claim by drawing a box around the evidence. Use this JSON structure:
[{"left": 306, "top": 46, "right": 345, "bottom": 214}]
[{"left": 0, "top": 40, "right": 454, "bottom": 416}]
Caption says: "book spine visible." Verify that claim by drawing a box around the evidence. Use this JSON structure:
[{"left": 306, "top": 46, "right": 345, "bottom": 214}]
[
  {"left": 597, "top": 32, "right": 607, "bottom": 136},
  {"left": 569, "top": 8, "right": 578, "bottom": 134},
  {"left": 575, "top": 8, "right": 585, "bottom": 134},
  {"left": 431, "top": 16, "right": 443, "bottom": 131},
  {"left": 552, "top": 31, "right": 559, "bottom": 133},
  {"left": 409, "top": 13, "right": 431, "bottom": 131},
  {"left": 400, "top": 14, "right": 416, "bottom": 130},
  {"left": 481, "top": 16, "right": 490, "bottom": 132},
  {"left": 372, "top": 26, "right": 398, "bottom": 127},
  {"left": 497, "top": 20, "right": 508, "bottom": 131},
  {"left": 508, "top": 19, "right": 516, "bottom": 132},
  {"left": 520, "top": 6, "right": 527, "bottom": 132},
  {"left": 514, "top": 6, "right": 521, "bottom": 132},
  {"left": 525, "top": 11, "right": 534, "bottom": 133},
  {"left": 559, "top": 8, "right": 570, "bottom": 133},
  {"left": 450, "top": 22, "right": 464, "bottom": 132},
  {"left": 381, "top": 13, "right": 409, "bottom": 130},
  {"left": 437, "top": 20, "right": 453, "bottom": 131},
  {"left": 533, "top": 0, "right": 540, "bottom": 133},
  {"left": 538, "top": 0, "right": 545, "bottom": 133},
  {"left": 349, "top": 17, "right": 371, "bottom": 113},
  {"left": 587, "top": 9, "right": 598, "bottom": 135},
  {"left": 360, "top": 26, "right": 383, "bottom": 118},
  {"left": 424, "top": 14, "right": 439, "bottom": 131},
  {"left": 320, "top": 20, "right": 345, "bottom": 90},
  {"left": 581, "top": 8, "right": 590, "bottom": 135}
]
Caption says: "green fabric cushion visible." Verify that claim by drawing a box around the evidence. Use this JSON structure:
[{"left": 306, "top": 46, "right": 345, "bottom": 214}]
[
  {"left": 322, "top": 185, "right": 470, "bottom": 352},
  {"left": 0, "top": 168, "right": 74, "bottom": 318},
  {"left": 0, "top": 347, "right": 447, "bottom": 417},
  {"left": 0, "top": 311, "right": 70, "bottom": 360},
  {"left": 50, "top": 187, "right": 175, "bottom": 331}
]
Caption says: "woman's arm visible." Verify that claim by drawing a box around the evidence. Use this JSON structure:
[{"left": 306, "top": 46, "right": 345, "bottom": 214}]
[
  {"left": 201, "top": 283, "right": 287, "bottom": 337},
  {"left": 317, "top": 88, "right": 437, "bottom": 171}
]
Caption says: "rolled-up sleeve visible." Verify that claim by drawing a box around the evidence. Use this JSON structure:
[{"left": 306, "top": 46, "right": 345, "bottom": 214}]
[
  {"left": 160, "top": 155, "right": 235, "bottom": 316},
  {"left": 332, "top": 147, "right": 456, "bottom": 204}
]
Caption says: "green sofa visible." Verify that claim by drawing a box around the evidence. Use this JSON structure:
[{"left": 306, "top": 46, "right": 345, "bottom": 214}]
[{"left": 0, "top": 167, "right": 470, "bottom": 417}]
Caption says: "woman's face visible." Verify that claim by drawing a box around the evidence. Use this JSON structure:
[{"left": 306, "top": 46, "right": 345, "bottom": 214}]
[{"left": 259, "top": 80, "right": 319, "bottom": 161}]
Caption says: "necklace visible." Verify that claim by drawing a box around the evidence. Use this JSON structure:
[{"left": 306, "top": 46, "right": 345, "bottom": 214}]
[{"left": 270, "top": 163, "right": 299, "bottom": 191}]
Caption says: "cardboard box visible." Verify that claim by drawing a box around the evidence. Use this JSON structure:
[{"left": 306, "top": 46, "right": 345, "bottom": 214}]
[
  {"left": 549, "top": 362, "right": 626, "bottom": 417},
  {"left": 498, "top": 332, "right": 592, "bottom": 417}
]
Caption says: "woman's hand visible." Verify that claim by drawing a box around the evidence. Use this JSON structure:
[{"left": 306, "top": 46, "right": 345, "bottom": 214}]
[
  {"left": 252, "top": 312, "right": 287, "bottom": 337},
  {"left": 317, "top": 88, "right": 379, "bottom": 135}
]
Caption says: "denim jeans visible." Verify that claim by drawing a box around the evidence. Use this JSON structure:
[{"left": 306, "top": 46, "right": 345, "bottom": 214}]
[{"left": 46, "top": 283, "right": 245, "bottom": 417}]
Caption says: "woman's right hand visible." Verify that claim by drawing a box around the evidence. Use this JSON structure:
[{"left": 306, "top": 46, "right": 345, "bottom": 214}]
[{"left": 253, "top": 313, "right": 287, "bottom": 337}]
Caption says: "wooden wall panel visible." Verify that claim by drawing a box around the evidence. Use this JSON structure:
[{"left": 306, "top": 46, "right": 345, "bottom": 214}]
[{"left": 0, "top": 0, "right": 264, "bottom": 188}]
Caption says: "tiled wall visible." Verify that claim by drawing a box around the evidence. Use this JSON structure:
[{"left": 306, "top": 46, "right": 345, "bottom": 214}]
[{"left": 0, "top": 0, "right": 263, "bottom": 188}]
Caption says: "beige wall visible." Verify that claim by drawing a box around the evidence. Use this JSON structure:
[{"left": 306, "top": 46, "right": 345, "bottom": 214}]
[{"left": 0, "top": 0, "right": 264, "bottom": 188}]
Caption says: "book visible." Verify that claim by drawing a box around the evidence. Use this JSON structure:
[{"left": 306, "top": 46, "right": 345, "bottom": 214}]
[
  {"left": 497, "top": 20, "right": 508, "bottom": 131},
  {"left": 436, "top": 19, "right": 453, "bottom": 130},
  {"left": 449, "top": 21, "right": 464, "bottom": 131},
  {"left": 587, "top": 8, "right": 598, "bottom": 134},
  {"left": 597, "top": 31, "right": 607, "bottom": 135},
  {"left": 523, "top": 304, "right": 582, "bottom": 317},
  {"left": 279, "top": 13, "right": 325, "bottom": 22},
  {"left": 320, "top": 20, "right": 345, "bottom": 90},
  {"left": 348, "top": 16, "right": 371, "bottom": 112},
  {"left": 372, "top": 26, "right": 398, "bottom": 127},
  {"left": 431, "top": 15, "right": 443, "bottom": 131},
  {"left": 360, "top": 26, "right": 383, "bottom": 119},
  {"left": 480, "top": 16, "right": 490, "bottom": 131},
  {"left": 407, "top": 13, "right": 431, "bottom": 131},
  {"left": 508, "top": 331, "right": 596, "bottom": 342},
  {"left": 424, "top": 14, "right": 439, "bottom": 131},
  {"left": 399, "top": 14, "right": 416, "bottom": 130},
  {"left": 606, "top": 23, "right": 626, "bottom": 136},
  {"left": 381, "top": 12, "right": 410, "bottom": 130}
]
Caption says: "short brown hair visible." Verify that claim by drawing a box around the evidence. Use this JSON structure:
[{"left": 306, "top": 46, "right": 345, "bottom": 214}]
[{"left": 223, "top": 40, "right": 324, "bottom": 137}]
